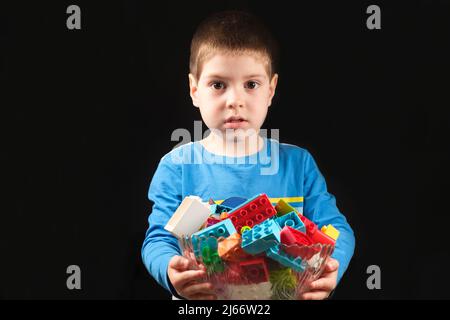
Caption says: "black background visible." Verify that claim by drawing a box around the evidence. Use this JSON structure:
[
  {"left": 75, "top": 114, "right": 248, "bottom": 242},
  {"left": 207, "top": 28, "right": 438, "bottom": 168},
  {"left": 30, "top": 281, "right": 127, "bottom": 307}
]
[{"left": 2, "top": 0, "right": 449, "bottom": 299}]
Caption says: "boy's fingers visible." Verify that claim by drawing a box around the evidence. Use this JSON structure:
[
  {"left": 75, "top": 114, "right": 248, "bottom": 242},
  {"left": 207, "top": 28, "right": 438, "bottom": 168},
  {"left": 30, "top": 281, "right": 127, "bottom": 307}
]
[
  {"left": 326, "top": 258, "right": 339, "bottom": 271},
  {"left": 169, "top": 256, "right": 190, "bottom": 271},
  {"left": 182, "top": 282, "right": 215, "bottom": 297},
  {"left": 308, "top": 278, "right": 335, "bottom": 291},
  {"left": 300, "top": 291, "right": 330, "bottom": 300},
  {"left": 176, "top": 269, "right": 207, "bottom": 286}
]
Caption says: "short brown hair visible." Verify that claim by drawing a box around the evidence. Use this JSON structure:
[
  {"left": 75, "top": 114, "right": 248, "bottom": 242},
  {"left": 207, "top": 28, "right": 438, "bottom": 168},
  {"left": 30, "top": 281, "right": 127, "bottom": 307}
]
[{"left": 189, "top": 10, "right": 279, "bottom": 80}]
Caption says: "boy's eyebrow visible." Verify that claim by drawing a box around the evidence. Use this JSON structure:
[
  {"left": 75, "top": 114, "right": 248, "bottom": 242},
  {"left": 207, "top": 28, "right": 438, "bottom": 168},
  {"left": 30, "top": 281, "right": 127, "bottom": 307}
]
[
  {"left": 244, "top": 74, "right": 267, "bottom": 80},
  {"left": 203, "top": 74, "right": 230, "bottom": 80},
  {"left": 203, "top": 74, "right": 267, "bottom": 80}
]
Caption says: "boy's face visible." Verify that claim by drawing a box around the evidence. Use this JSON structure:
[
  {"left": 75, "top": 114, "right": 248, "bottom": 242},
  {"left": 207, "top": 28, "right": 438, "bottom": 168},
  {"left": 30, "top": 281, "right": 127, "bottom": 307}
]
[{"left": 189, "top": 52, "right": 278, "bottom": 141}]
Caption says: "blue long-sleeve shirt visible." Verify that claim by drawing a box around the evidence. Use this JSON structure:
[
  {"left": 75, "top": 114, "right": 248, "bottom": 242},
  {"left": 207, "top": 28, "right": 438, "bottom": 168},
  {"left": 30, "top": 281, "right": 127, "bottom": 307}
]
[{"left": 142, "top": 137, "right": 355, "bottom": 295}]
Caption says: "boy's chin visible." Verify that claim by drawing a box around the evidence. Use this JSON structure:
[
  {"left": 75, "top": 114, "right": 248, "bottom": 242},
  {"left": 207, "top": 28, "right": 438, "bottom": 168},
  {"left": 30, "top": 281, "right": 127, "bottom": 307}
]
[{"left": 222, "top": 128, "right": 260, "bottom": 142}]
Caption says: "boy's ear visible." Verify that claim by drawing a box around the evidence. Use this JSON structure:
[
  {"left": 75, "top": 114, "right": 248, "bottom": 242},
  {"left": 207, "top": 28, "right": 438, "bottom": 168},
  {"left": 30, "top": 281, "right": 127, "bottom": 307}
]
[
  {"left": 188, "top": 73, "right": 200, "bottom": 108},
  {"left": 268, "top": 73, "right": 279, "bottom": 107}
]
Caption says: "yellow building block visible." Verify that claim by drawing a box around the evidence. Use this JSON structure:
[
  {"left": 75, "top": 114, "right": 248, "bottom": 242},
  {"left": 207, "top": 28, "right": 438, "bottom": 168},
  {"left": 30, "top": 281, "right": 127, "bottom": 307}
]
[
  {"left": 275, "top": 199, "right": 298, "bottom": 217},
  {"left": 321, "top": 224, "right": 340, "bottom": 241},
  {"left": 240, "top": 226, "right": 251, "bottom": 234}
]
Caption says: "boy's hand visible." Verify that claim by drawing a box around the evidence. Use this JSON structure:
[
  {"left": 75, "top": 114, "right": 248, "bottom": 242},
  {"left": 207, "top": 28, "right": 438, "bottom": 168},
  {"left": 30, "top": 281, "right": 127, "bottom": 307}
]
[
  {"left": 168, "top": 255, "right": 217, "bottom": 300},
  {"left": 299, "top": 257, "right": 339, "bottom": 300}
]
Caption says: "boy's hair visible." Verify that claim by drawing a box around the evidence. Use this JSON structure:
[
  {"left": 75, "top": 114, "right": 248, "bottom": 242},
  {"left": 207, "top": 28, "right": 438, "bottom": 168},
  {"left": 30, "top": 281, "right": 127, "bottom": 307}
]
[{"left": 189, "top": 10, "right": 279, "bottom": 80}]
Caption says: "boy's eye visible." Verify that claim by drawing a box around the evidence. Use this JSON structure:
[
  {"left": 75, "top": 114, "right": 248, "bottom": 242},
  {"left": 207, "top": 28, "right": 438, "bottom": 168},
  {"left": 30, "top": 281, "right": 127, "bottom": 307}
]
[
  {"left": 211, "top": 82, "right": 225, "bottom": 90},
  {"left": 245, "top": 81, "right": 259, "bottom": 89}
]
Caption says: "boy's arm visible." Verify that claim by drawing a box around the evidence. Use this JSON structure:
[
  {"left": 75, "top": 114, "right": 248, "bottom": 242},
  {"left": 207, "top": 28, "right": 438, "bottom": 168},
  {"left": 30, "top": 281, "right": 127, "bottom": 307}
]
[
  {"left": 302, "top": 150, "right": 356, "bottom": 284},
  {"left": 141, "top": 155, "right": 183, "bottom": 295}
]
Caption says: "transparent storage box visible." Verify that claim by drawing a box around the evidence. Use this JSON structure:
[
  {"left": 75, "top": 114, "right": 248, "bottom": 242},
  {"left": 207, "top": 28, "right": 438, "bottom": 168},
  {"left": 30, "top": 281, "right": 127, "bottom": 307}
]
[{"left": 179, "top": 235, "right": 334, "bottom": 300}]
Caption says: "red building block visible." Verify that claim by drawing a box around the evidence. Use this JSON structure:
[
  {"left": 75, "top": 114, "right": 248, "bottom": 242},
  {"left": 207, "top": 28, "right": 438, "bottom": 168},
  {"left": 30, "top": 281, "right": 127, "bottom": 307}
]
[
  {"left": 227, "top": 194, "right": 277, "bottom": 234},
  {"left": 220, "top": 257, "right": 270, "bottom": 285},
  {"left": 299, "top": 215, "right": 336, "bottom": 246},
  {"left": 280, "top": 226, "right": 320, "bottom": 260},
  {"left": 206, "top": 217, "right": 222, "bottom": 227},
  {"left": 239, "top": 257, "right": 270, "bottom": 284},
  {"left": 220, "top": 262, "right": 244, "bottom": 284}
]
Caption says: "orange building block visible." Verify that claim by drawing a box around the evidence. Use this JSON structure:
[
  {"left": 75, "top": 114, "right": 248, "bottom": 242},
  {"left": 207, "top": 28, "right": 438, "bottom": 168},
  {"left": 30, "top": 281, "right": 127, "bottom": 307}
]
[{"left": 218, "top": 233, "right": 251, "bottom": 262}]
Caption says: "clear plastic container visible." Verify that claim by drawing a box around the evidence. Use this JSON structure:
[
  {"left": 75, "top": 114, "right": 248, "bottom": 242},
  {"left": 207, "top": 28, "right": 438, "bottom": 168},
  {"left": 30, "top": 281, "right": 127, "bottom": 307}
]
[{"left": 179, "top": 234, "right": 334, "bottom": 300}]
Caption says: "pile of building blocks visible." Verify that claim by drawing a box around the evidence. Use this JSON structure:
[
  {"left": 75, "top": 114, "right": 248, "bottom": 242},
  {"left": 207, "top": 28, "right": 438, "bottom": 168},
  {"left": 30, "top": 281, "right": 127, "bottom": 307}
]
[{"left": 166, "top": 193, "right": 340, "bottom": 296}]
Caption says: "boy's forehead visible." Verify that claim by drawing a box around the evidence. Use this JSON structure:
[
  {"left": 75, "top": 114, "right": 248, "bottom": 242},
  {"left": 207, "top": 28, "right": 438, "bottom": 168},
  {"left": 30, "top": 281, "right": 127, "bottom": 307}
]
[{"left": 200, "top": 52, "right": 270, "bottom": 79}]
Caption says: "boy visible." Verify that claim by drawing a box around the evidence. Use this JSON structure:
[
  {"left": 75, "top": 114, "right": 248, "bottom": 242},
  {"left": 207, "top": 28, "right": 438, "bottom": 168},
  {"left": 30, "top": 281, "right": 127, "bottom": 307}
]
[{"left": 142, "top": 10, "right": 355, "bottom": 300}]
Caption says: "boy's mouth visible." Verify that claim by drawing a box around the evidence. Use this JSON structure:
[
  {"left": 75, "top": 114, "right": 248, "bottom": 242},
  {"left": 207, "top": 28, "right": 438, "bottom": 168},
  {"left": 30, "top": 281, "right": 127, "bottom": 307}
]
[
  {"left": 224, "top": 116, "right": 248, "bottom": 129},
  {"left": 224, "top": 116, "right": 247, "bottom": 123}
]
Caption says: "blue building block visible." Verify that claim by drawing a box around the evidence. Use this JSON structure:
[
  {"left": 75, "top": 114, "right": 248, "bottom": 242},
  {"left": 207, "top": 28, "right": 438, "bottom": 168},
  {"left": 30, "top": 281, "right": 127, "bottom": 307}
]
[
  {"left": 275, "top": 211, "right": 305, "bottom": 232},
  {"left": 241, "top": 219, "right": 281, "bottom": 255},
  {"left": 266, "top": 245, "right": 305, "bottom": 272},
  {"left": 220, "top": 197, "right": 248, "bottom": 210},
  {"left": 191, "top": 219, "right": 236, "bottom": 257}
]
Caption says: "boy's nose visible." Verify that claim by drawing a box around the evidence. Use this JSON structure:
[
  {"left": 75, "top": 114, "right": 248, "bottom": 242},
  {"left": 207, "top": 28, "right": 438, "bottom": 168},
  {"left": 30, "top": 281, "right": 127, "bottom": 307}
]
[{"left": 226, "top": 88, "right": 245, "bottom": 109}]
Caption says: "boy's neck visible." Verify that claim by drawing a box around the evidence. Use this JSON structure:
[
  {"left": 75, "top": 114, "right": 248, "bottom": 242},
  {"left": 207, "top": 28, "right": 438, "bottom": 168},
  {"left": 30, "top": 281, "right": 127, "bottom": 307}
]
[{"left": 200, "top": 133, "right": 264, "bottom": 157}]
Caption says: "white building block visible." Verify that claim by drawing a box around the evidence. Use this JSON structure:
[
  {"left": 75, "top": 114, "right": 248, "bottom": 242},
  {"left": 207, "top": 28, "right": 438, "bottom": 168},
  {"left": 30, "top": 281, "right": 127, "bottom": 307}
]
[{"left": 164, "top": 196, "right": 211, "bottom": 238}]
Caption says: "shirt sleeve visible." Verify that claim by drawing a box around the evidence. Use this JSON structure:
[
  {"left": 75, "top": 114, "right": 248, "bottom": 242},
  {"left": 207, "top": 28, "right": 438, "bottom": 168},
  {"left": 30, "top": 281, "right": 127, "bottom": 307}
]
[
  {"left": 302, "top": 150, "right": 356, "bottom": 284},
  {"left": 141, "top": 154, "right": 183, "bottom": 295}
]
